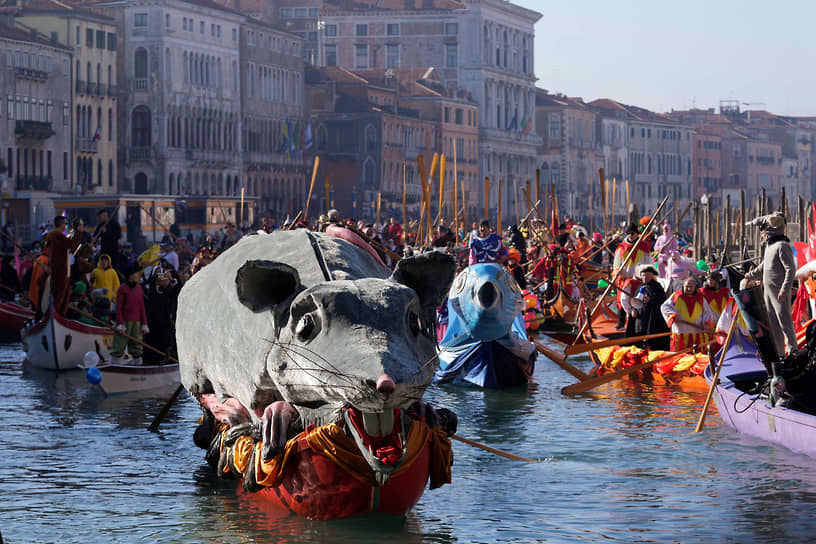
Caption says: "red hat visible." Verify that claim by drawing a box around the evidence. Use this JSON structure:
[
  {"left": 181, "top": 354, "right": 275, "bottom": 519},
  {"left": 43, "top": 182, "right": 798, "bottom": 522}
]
[
  {"left": 592, "top": 232, "right": 602, "bottom": 242},
  {"left": 548, "top": 243, "right": 558, "bottom": 251}
]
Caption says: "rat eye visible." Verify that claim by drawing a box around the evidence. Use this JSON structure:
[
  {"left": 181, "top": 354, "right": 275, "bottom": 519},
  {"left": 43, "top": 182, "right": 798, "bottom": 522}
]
[
  {"left": 407, "top": 311, "right": 421, "bottom": 336},
  {"left": 295, "top": 314, "right": 316, "bottom": 341}
]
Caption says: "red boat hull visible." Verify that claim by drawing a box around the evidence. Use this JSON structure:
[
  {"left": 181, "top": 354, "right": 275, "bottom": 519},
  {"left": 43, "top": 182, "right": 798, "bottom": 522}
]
[
  {"left": 244, "top": 438, "right": 432, "bottom": 519},
  {"left": 0, "top": 301, "right": 34, "bottom": 335}
]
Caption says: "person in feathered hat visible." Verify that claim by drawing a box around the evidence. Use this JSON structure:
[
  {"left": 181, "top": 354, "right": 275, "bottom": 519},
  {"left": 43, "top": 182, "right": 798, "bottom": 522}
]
[{"left": 743, "top": 211, "right": 797, "bottom": 356}]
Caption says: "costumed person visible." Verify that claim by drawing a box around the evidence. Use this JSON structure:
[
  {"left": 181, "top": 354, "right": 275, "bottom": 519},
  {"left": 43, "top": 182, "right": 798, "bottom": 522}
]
[
  {"left": 618, "top": 272, "right": 642, "bottom": 337},
  {"left": 666, "top": 250, "right": 700, "bottom": 291},
  {"left": 91, "top": 254, "right": 120, "bottom": 311},
  {"left": 469, "top": 220, "right": 508, "bottom": 265},
  {"left": 661, "top": 276, "right": 716, "bottom": 352},
  {"left": 700, "top": 270, "right": 730, "bottom": 320},
  {"left": 654, "top": 222, "right": 678, "bottom": 279},
  {"left": 111, "top": 265, "right": 149, "bottom": 364},
  {"left": 627, "top": 265, "right": 671, "bottom": 351},
  {"left": 93, "top": 208, "right": 122, "bottom": 273},
  {"left": 573, "top": 230, "right": 590, "bottom": 258},
  {"left": 505, "top": 248, "right": 526, "bottom": 290},
  {"left": 431, "top": 224, "right": 455, "bottom": 248},
  {"left": 743, "top": 211, "right": 797, "bottom": 356},
  {"left": 143, "top": 267, "right": 182, "bottom": 364},
  {"left": 613, "top": 223, "right": 653, "bottom": 329},
  {"left": 506, "top": 225, "right": 527, "bottom": 264},
  {"left": 43, "top": 216, "right": 83, "bottom": 316},
  {"left": 28, "top": 246, "right": 49, "bottom": 318}
]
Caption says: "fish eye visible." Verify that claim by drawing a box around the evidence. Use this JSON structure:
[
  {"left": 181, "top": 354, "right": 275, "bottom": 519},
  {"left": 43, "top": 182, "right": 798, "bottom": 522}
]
[
  {"left": 295, "top": 314, "right": 316, "bottom": 341},
  {"left": 408, "top": 311, "right": 421, "bottom": 336}
]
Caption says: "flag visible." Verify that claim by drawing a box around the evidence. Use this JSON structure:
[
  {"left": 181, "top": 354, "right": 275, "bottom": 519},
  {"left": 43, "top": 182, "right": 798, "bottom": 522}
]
[
  {"left": 281, "top": 119, "right": 291, "bottom": 159},
  {"left": 289, "top": 119, "right": 297, "bottom": 158},
  {"left": 506, "top": 111, "right": 517, "bottom": 131},
  {"left": 523, "top": 117, "right": 533, "bottom": 133},
  {"left": 304, "top": 122, "right": 313, "bottom": 149},
  {"left": 519, "top": 115, "right": 526, "bottom": 133},
  {"left": 93, "top": 126, "right": 102, "bottom": 141}
]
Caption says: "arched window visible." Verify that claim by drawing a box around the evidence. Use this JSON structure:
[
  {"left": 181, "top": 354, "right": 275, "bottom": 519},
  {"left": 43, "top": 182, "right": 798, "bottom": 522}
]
[
  {"left": 131, "top": 106, "right": 151, "bottom": 147},
  {"left": 134, "top": 48, "right": 148, "bottom": 78}
]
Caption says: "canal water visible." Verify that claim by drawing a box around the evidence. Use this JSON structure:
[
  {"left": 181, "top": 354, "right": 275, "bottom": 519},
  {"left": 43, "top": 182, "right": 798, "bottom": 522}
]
[{"left": 3, "top": 337, "right": 816, "bottom": 543}]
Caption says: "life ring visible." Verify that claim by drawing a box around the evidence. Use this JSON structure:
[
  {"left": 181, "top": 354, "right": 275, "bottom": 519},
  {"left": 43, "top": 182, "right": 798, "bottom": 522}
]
[{"left": 325, "top": 225, "right": 386, "bottom": 267}]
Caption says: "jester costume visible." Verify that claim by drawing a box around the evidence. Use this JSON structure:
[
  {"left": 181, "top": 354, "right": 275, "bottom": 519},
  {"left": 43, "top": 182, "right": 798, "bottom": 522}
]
[{"left": 660, "top": 288, "right": 716, "bottom": 351}]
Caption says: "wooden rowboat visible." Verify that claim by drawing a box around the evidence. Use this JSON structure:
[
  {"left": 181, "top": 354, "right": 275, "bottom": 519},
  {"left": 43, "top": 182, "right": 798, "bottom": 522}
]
[
  {"left": 0, "top": 300, "right": 34, "bottom": 337},
  {"left": 85, "top": 360, "right": 181, "bottom": 395},
  {"left": 706, "top": 338, "right": 816, "bottom": 458},
  {"left": 22, "top": 305, "right": 114, "bottom": 371}
]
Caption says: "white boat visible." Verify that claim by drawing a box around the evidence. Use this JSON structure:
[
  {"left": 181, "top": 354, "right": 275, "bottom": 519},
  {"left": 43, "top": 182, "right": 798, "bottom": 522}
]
[
  {"left": 89, "top": 361, "right": 180, "bottom": 395},
  {"left": 22, "top": 306, "right": 115, "bottom": 371}
]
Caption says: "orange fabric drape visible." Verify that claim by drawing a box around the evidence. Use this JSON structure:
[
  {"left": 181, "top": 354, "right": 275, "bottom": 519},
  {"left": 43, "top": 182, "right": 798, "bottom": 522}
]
[{"left": 222, "top": 418, "right": 452, "bottom": 490}]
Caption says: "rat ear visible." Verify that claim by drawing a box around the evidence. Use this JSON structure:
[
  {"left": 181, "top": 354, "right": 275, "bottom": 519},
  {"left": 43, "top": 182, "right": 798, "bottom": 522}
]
[
  {"left": 390, "top": 251, "right": 456, "bottom": 323},
  {"left": 236, "top": 260, "right": 301, "bottom": 313}
]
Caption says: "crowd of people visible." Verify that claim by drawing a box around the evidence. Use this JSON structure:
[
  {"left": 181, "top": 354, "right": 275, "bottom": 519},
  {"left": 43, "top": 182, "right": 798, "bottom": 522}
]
[{"left": 1, "top": 204, "right": 805, "bottom": 367}]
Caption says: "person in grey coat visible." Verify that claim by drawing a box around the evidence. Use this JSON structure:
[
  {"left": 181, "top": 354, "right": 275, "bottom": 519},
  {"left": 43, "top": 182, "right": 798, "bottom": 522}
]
[{"left": 744, "top": 211, "right": 797, "bottom": 356}]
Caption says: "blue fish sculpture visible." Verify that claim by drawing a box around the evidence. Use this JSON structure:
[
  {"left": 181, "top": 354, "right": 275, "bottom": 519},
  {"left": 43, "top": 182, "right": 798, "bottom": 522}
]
[{"left": 434, "top": 263, "right": 536, "bottom": 388}]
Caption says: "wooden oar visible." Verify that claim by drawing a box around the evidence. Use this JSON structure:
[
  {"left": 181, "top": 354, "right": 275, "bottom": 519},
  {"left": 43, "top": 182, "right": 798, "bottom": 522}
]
[
  {"left": 564, "top": 331, "right": 672, "bottom": 356},
  {"left": 561, "top": 344, "right": 704, "bottom": 395},
  {"left": 694, "top": 317, "right": 738, "bottom": 432},
  {"left": 533, "top": 339, "right": 589, "bottom": 381},
  {"left": 451, "top": 434, "right": 540, "bottom": 463}
]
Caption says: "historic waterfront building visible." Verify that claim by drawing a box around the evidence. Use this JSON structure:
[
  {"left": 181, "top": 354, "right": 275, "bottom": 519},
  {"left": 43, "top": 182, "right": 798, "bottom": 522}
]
[
  {"left": 240, "top": 17, "right": 308, "bottom": 221},
  {"left": 0, "top": 24, "right": 72, "bottom": 230},
  {"left": 16, "top": 5, "right": 120, "bottom": 195},
  {"left": 317, "top": 0, "right": 541, "bottom": 222}
]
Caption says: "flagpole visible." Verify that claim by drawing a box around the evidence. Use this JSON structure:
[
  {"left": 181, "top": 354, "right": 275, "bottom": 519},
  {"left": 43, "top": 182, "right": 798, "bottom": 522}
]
[{"left": 453, "top": 140, "right": 458, "bottom": 237}]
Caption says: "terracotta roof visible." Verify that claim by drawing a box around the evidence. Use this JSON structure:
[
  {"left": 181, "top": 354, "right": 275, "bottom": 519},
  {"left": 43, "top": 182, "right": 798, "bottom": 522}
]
[{"left": 322, "top": 0, "right": 465, "bottom": 13}]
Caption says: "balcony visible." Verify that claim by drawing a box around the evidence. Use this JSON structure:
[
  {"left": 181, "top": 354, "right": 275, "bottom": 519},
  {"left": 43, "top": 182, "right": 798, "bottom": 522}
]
[
  {"left": 16, "top": 175, "right": 52, "bottom": 191},
  {"left": 90, "top": 83, "right": 106, "bottom": 96},
  {"left": 75, "top": 79, "right": 86, "bottom": 94},
  {"left": 133, "top": 78, "right": 148, "bottom": 91},
  {"left": 107, "top": 84, "right": 118, "bottom": 97},
  {"left": 15, "top": 120, "right": 55, "bottom": 140},
  {"left": 128, "top": 147, "right": 151, "bottom": 161},
  {"left": 77, "top": 139, "right": 98, "bottom": 153},
  {"left": 16, "top": 66, "right": 48, "bottom": 81}
]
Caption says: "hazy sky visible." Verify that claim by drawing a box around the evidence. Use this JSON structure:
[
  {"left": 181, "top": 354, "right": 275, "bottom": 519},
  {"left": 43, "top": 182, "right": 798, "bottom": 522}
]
[{"left": 512, "top": 0, "right": 816, "bottom": 116}]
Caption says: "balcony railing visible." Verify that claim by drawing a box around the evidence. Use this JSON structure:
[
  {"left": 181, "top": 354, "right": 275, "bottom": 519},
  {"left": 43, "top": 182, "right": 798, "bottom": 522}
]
[
  {"left": 15, "top": 120, "right": 55, "bottom": 140},
  {"left": 16, "top": 175, "right": 52, "bottom": 191},
  {"left": 128, "top": 147, "right": 151, "bottom": 161},
  {"left": 133, "top": 78, "right": 148, "bottom": 91},
  {"left": 75, "top": 79, "right": 86, "bottom": 94},
  {"left": 16, "top": 66, "right": 48, "bottom": 81},
  {"left": 107, "top": 84, "right": 118, "bottom": 97},
  {"left": 77, "top": 139, "right": 98, "bottom": 153}
]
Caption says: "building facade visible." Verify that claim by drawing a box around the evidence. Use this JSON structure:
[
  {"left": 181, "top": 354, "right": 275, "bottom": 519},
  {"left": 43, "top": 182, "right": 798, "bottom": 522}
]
[
  {"left": 16, "top": 7, "right": 120, "bottom": 194},
  {"left": 240, "top": 17, "right": 308, "bottom": 222},
  {"left": 317, "top": 0, "right": 541, "bottom": 222},
  {"left": 535, "top": 91, "right": 603, "bottom": 224}
]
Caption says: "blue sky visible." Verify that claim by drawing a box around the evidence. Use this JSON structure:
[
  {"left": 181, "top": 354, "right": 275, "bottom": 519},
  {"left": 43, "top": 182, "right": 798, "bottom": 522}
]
[{"left": 513, "top": 0, "right": 816, "bottom": 116}]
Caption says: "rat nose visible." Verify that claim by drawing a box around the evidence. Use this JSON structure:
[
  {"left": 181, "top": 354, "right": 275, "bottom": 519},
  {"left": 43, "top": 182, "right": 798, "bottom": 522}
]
[{"left": 376, "top": 374, "right": 395, "bottom": 399}]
